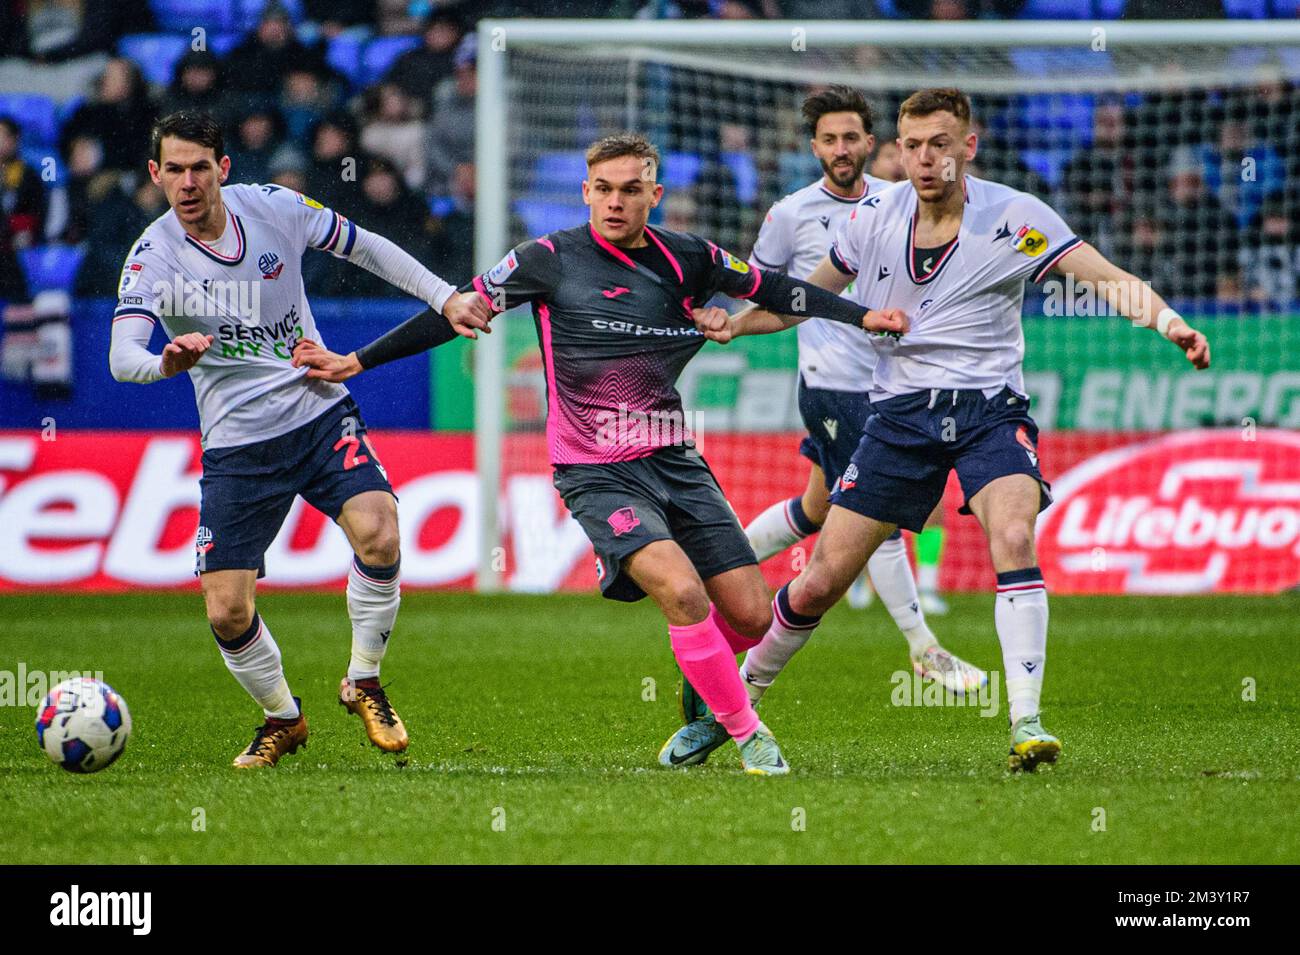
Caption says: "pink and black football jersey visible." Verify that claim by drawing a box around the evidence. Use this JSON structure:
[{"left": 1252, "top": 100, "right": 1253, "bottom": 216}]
[{"left": 468, "top": 224, "right": 767, "bottom": 465}]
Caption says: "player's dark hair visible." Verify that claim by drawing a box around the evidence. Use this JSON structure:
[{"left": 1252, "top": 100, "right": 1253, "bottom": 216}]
[
  {"left": 150, "top": 110, "right": 225, "bottom": 165},
  {"left": 585, "top": 132, "right": 662, "bottom": 182},
  {"left": 802, "top": 85, "right": 873, "bottom": 138},
  {"left": 898, "top": 88, "right": 972, "bottom": 128}
]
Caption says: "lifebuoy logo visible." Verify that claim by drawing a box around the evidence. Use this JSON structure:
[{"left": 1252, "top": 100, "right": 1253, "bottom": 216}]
[{"left": 1037, "top": 430, "right": 1300, "bottom": 594}]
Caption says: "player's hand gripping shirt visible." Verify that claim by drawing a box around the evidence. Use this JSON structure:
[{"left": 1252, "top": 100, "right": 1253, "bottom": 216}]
[
  {"left": 750, "top": 174, "right": 897, "bottom": 392},
  {"left": 828, "top": 175, "right": 1081, "bottom": 400},
  {"left": 469, "top": 224, "right": 773, "bottom": 466}
]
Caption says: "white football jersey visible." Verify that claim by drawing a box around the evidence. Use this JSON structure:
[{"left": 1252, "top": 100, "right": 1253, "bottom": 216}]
[
  {"left": 750, "top": 174, "right": 897, "bottom": 392},
  {"left": 113, "top": 184, "right": 353, "bottom": 448},
  {"left": 829, "top": 175, "right": 1081, "bottom": 400}
]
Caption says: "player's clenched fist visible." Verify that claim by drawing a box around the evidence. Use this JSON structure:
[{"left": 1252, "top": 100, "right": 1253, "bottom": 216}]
[
  {"left": 441, "top": 290, "right": 494, "bottom": 339},
  {"left": 291, "top": 339, "right": 362, "bottom": 382},
  {"left": 1168, "top": 322, "right": 1211, "bottom": 370},
  {"left": 160, "top": 332, "right": 213, "bottom": 378},
  {"left": 692, "top": 306, "right": 733, "bottom": 344},
  {"left": 863, "top": 308, "right": 908, "bottom": 335}
]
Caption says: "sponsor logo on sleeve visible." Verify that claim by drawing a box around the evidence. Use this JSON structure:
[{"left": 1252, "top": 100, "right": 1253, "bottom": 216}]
[
  {"left": 296, "top": 192, "right": 325, "bottom": 210},
  {"left": 487, "top": 250, "right": 519, "bottom": 286},
  {"left": 1012, "top": 224, "right": 1048, "bottom": 257},
  {"left": 119, "top": 262, "right": 144, "bottom": 293},
  {"left": 719, "top": 249, "right": 750, "bottom": 274}
]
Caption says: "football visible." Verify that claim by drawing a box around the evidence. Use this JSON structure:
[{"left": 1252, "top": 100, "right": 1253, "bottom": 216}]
[{"left": 35, "top": 678, "right": 132, "bottom": 774}]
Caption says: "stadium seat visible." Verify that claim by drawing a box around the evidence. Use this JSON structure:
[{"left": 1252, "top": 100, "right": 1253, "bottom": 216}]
[
  {"left": 19, "top": 246, "right": 87, "bottom": 295},
  {"left": 722, "top": 152, "right": 758, "bottom": 205},
  {"left": 661, "top": 151, "right": 702, "bottom": 192},
  {"left": 149, "top": 0, "right": 233, "bottom": 33},
  {"left": 1010, "top": 48, "right": 1113, "bottom": 81},
  {"left": 530, "top": 151, "right": 588, "bottom": 197},
  {"left": 1222, "top": 0, "right": 1268, "bottom": 16},
  {"left": 1019, "top": 148, "right": 1074, "bottom": 189},
  {"left": 1020, "top": 0, "right": 1091, "bottom": 18},
  {"left": 1270, "top": 0, "right": 1300, "bottom": 16},
  {"left": 1279, "top": 46, "right": 1300, "bottom": 80},
  {"left": 428, "top": 195, "right": 456, "bottom": 218},
  {"left": 0, "top": 94, "right": 58, "bottom": 148},
  {"left": 513, "top": 198, "right": 586, "bottom": 237},
  {"left": 19, "top": 146, "right": 52, "bottom": 182},
  {"left": 363, "top": 37, "right": 421, "bottom": 82},
  {"left": 208, "top": 33, "right": 243, "bottom": 58},
  {"left": 1095, "top": 0, "right": 1127, "bottom": 16},
  {"left": 325, "top": 34, "right": 367, "bottom": 89},
  {"left": 118, "top": 34, "right": 192, "bottom": 87}
]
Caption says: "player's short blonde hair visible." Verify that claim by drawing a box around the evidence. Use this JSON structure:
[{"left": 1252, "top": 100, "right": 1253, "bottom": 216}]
[
  {"left": 585, "top": 133, "right": 661, "bottom": 182},
  {"left": 898, "top": 88, "right": 972, "bottom": 130}
]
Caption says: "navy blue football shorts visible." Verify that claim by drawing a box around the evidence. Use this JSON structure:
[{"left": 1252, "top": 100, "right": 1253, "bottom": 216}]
[
  {"left": 195, "top": 396, "right": 394, "bottom": 577},
  {"left": 830, "top": 385, "right": 1052, "bottom": 533},
  {"left": 552, "top": 445, "right": 757, "bottom": 602}
]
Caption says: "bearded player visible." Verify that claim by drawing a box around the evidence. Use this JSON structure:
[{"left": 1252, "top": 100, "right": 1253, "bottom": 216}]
[
  {"left": 696, "top": 89, "right": 1210, "bottom": 770},
  {"left": 108, "top": 111, "right": 491, "bottom": 767},
  {"left": 293, "top": 133, "right": 907, "bottom": 775}
]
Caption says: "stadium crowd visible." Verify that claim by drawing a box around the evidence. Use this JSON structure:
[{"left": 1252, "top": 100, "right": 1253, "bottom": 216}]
[{"left": 1, "top": 0, "right": 1297, "bottom": 326}]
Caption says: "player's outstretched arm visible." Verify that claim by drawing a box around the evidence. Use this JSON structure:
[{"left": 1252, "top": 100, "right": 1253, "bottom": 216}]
[
  {"left": 698, "top": 255, "right": 907, "bottom": 343},
  {"left": 1052, "top": 242, "right": 1210, "bottom": 370},
  {"left": 291, "top": 303, "right": 471, "bottom": 382},
  {"left": 109, "top": 317, "right": 213, "bottom": 383}
]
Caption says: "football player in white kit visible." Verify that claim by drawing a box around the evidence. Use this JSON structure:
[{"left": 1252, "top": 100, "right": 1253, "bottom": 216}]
[
  {"left": 697, "top": 88, "right": 1210, "bottom": 770},
  {"left": 109, "top": 111, "right": 490, "bottom": 767}
]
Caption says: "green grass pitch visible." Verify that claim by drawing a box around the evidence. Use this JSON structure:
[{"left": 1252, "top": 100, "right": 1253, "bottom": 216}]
[{"left": 1, "top": 591, "right": 1297, "bottom": 864}]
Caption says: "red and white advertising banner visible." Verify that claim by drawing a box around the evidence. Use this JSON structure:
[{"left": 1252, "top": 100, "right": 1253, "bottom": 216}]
[{"left": 1, "top": 429, "right": 1296, "bottom": 594}]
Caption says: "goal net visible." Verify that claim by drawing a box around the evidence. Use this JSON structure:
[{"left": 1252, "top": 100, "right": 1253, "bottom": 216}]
[{"left": 473, "top": 19, "right": 1300, "bottom": 596}]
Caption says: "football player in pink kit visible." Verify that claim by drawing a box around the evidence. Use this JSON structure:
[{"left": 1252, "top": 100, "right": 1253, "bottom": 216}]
[{"left": 697, "top": 89, "right": 1210, "bottom": 770}]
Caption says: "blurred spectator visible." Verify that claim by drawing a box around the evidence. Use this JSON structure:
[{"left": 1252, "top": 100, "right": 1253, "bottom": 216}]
[
  {"left": 47, "top": 133, "right": 105, "bottom": 244},
  {"left": 661, "top": 192, "right": 698, "bottom": 232},
  {"left": 427, "top": 161, "right": 475, "bottom": 282},
  {"left": 21, "top": 0, "right": 154, "bottom": 62},
  {"left": 327, "top": 158, "right": 433, "bottom": 297},
  {"left": 360, "top": 83, "right": 428, "bottom": 191},
  {"left": 167, "top": 50, "right": 228, "bottom": 121},
  {"left": 75, "top": 177, "right": 167, "bottom": 297},
  {"left": 376, "top": 0, "right": 424, "bottom": 35},
  {"left": 425, "top": 36, "right": 478, "bottom": 196},
  {"left": 1240, "top": 197, "right": 1298, "bottom": 309},
  {"left": 894, "top": 0, "right": 1025, "bottom": 16},
  {"left": 1113, "top": 203, "right": 1180, "bottom": 299},
  {"left": 227, "top": 104, "right": 286, "bottom": 186},
  {"left": 280, "top": 65, "right": 339, "bottom": 144},
  {"left": 306, "top": 112, "right": 365, "bottom": 213},
  {"left": 225, "top": 4, "right": 327, "bottom": 99},
  {"left": 869, "top": 129, "right": 905, "bottom": 183},
  {"left": 1161, "top": 146, "right": 1241, "bottom": 303},
  {"left": 1198, "top": 115, "right": 1286, "bottom": 231},
  {"left": 268, "top": 147, "right": 310, "bottom": 194},
  {"left": 1, "top": 118, "right": 48, "bottom": 302},
  {"left": 967, "top": 115, "right": 1050, "bottom": 199},
  {"left": 385, "top": 11, "right": 465, "bottom": 105},
  {"left": 304, "top": 0, "right": 374, "bottom": 38},
  {"left": 1062, "top": 102, "right": 1131, "bottom": 257},
  {"left": 60, "top": 58, "right": 157, "bottom": 173}
]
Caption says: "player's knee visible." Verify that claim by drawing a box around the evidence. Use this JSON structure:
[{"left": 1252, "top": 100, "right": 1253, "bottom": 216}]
[
  {"left": 660, "top": 579, "right": 710, "bottom": 624},
  {"left": 206, "top": 597, "right": 255, "bottom": 640},
  {"left": 993, "top": 522, "right": 1036, "bottom": 565},
  {"left": 798, "top": 560, "right": 851, "bottom": 614},
  {"left": 357, "top": 526, "right": 401, "bottom": 568}
]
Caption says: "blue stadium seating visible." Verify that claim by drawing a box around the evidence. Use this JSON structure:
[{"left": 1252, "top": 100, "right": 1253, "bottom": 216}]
[
  {"left": 1270, "top": 0, "right": 1300, "bottom": 15},
  {"left": 19, "top": 146, "right": 52, "bottom": 182},
  {"left": 1095, "top": 0, "right": 1127, "bottom": 15},
  {"left": 530, "top": 151, "right": 588, "bottom": 197},
  {"left": 19, "top": 246, "right": 87, "bottom": 295},
  {"left": 0, "top": 94, "right": 58, "bottom": 148},
  {"left": 209, "top": 33, "right": 243, "bottom": 57},
  {"left": 363, "top": 37, "right": 421, "bottom": 82},
  {"left": 1021, "top": 0, "right": 1092, "bottom": 18},
  {"left": 513, "top": 198, "right": 585, "bottom": 237},
  {"left": 326, "top": 34, "right": 368, "bottom": 89},
  {"left": 119, "top": 34, "right": 192, "bottom": 87},
  {"left": 1223, "top": 0, "right": 1268, "bottom": 17},
  {"left": 149, "top": 0, "right": 234, "bottom": 33}
]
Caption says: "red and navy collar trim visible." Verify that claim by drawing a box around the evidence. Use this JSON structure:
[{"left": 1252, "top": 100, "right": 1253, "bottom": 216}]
[
  {"left": 818, "top": 181, "right": 868, "bottom": 204},
  {"left": 185, "top": 212, "right": 246, "bottom": 266}
]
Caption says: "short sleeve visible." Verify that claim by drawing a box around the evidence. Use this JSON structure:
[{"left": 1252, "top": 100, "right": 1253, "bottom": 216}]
[
  {"left": 464, "top": 237, "right": 562, "bottom": 312},
  {"left": 257, "top": 183, "right": 358, "bottom": 259},
  {"left": 828, "top": 203, "right": 868, "bottom": 276},
  {"left": 113, "top": 242, "right": 167, "bottom": 327},
  {"left": 749, "top": 201, "right": 794, "bottom": 271},
  {"left": 1009, "top": 196, "right": 1083, "bottom": 284}
]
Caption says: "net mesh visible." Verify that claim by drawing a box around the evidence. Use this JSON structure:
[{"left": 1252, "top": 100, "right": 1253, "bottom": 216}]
[{"left": 487, "top": 35, "right": 1300, "bottom": 596}]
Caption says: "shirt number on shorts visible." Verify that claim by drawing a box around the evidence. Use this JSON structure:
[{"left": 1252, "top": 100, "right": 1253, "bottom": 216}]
[{"left": 333, "top": 435, "right": 370, "bottom": 470}]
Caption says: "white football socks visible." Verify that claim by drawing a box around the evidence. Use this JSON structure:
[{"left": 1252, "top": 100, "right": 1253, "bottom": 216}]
[
  {"left": 215, "top": 614, "right": 297, "bottom": 720},
  {"left": 867, "top": 535, "right": 937, "bottom": 656},
  {"left": 995, "top": 569, "right": 1049, "bottom": 724},
  {"left": 745, "top": 496, "right": 819, "bottom": 561},
  {"left": 346, "top": 556, "right": 401, "bottom": 682},
  {"left": 739, "top": 586, "right": 822, "bottom": 705}
]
